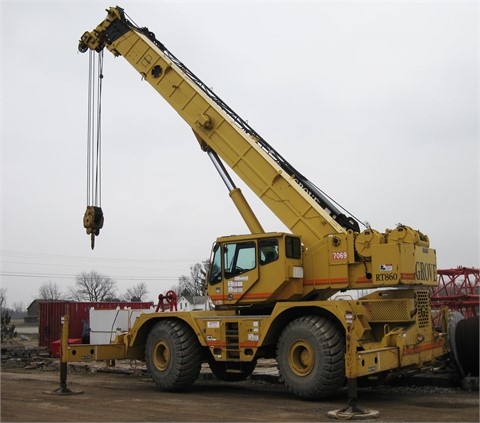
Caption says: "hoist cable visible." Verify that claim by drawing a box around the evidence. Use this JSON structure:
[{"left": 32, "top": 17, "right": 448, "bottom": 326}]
[
  {"left": 86, "top": 51, "right": 94, "bottom": 205},
  {"left": 86, "top": 50, "right": 103, "bottom": 207},
  {"left": 94, "top": 52, "right": 103, "bottom": 207}
]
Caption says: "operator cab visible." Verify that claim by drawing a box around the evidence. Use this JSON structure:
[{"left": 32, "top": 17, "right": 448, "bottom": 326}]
[{"left": 207, "top": 232, "right": 304, "bottom": 309}]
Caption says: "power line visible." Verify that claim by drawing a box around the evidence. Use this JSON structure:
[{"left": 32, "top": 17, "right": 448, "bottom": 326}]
[
  {"left": 0, "top": 250, "right": 204, "bottom": 287},
  {"left": 1, "top": 259, "right": 193, "bottom": 274},
  {"left": 0, "top": 271, "right": 178, "bottom": 281},
  {"left": 1, "top": 249, "right": 198, "bottom": 264},
  {"left": 1, "top": 250, "right": 203, "bottom": 274}
]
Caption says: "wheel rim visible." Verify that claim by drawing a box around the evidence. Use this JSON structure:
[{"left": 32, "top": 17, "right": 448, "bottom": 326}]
[
  {"left": 153, "top": 339, "right": 170, "bottom": 371},
  {"left": 289, "top": 340, "right": 314, "bottom": 376}
]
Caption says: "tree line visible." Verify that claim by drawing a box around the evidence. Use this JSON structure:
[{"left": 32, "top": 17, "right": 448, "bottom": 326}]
[
  {"left": 38, "top": 273, "right": 149, "bottom": 303},
  {"left": 38, "top": 259, "right": 210, "bottom": 303},
  {"left": 1, "top": 260, "right": 210, "bottom": 317}
]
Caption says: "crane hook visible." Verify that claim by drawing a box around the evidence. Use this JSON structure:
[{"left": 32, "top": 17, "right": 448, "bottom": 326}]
[{"left": 83, "top": 206, "right": 104, "bottom": 250}]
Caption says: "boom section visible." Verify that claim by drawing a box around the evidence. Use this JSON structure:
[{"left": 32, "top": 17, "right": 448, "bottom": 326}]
[{"left": 78, "top": 7, "right": 358, "bottom": 251}]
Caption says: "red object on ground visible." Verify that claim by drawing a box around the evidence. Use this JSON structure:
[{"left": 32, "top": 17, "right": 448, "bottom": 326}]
[{"left": 50, "top": 338, "right": 82, "bottom": 358}]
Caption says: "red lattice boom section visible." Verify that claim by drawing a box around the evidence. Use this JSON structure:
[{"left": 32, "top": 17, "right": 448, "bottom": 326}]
[{"left": 430, "top": 266, "right": 479, "bottom": 326}]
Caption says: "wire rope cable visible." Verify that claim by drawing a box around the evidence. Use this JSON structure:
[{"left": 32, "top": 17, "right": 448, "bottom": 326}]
[{"left": 86, "top": 50, "right": 104, "bottom": 208}]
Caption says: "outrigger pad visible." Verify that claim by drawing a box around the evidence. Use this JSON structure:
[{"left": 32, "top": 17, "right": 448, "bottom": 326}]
[
  {"left": 44, "top": 386, "right": 84, "bottom": 396},
  {"left": 327, "top": 406, "right": 379, "bottom": 420}
]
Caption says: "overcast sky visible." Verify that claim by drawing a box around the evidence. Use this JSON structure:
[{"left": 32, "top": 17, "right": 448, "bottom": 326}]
[{"left": 1, "top": 1, "right": 478, "bottom": 308}]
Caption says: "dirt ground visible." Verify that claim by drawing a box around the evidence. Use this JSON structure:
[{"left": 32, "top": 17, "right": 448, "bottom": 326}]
[
  {"left": 1, "top": 325, "right": 478, "bottom": 422},
  {"left": 1, "top": 359, "right": 478, "bottom": 423}
]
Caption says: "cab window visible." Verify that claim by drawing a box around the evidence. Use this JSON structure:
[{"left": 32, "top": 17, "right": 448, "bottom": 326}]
[
  {"left": 259, "top": 239, "right": 279, "bottom": 265},
  {"left": 224, "top": 241, "right": 256, "bottom": 278},
  {"left": 286, "top": 236, "right": 301, "bottom": 259},
  {"left": 208, "top": 242, "right": 222, "bottom": 285}
]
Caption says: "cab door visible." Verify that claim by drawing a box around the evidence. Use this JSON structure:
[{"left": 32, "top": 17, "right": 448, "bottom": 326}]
[{"left": 207, "top": 240, "right": 259, "bottom": 306}]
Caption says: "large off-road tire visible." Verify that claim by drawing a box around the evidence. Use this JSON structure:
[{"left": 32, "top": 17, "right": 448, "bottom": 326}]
[
  {"left": 145, "top": 319, "right": 202, "bottom": 391},
  {"left": 208, "top": 358, "right": 257, "bottom": 382},
  {"left": 276, "top": 315, "right": 345, "bottom": 399}
]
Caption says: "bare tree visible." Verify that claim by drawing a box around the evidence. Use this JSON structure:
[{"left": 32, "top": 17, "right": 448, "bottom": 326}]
[
  {"left": 0, "top": 288, "right": 6, "bottom": 310},
  {"left": 0, "top": 288, "right": 16, "bottom": 342},
  {"left": 176, "top": 275, "right": 190, "bottom": 297},
  {"left": 176, "top": 261, "right": 209, "bottom": 297},
  {"left": 39, "top": 281, "right": 63, "bottom": 300},
  {"left": 70, "top": 271, "right": 117, "bottom": 302},
  {"left": 191, "top": 262, "right": 208, "bottom": 295},
  {"left": 122, "top": 282, "right": 148, "bottom": 302}
]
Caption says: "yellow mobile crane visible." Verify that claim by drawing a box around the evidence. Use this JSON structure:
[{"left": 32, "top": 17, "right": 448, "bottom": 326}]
[{"left": 66, "top": 6, "right": 449, "bottom": 408}]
